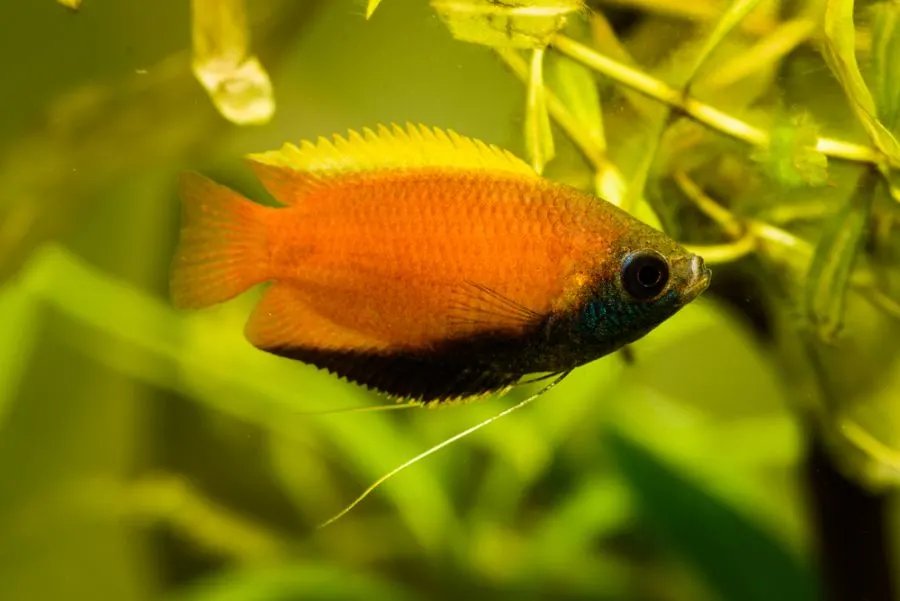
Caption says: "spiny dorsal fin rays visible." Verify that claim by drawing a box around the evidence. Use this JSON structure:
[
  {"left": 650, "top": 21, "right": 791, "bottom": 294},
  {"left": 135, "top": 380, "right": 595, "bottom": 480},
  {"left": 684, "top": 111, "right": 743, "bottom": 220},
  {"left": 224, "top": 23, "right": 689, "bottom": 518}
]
[
  {"left": 245, "top": 123, "right": 537, "bottom": 205},
  {"left": 252, "top": 123, "right": 536, "bottom": 176}
]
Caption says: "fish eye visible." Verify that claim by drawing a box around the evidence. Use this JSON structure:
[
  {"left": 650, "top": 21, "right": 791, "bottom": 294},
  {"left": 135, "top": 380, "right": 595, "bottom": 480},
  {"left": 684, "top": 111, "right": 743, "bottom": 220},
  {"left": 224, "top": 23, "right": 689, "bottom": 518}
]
[{"left": 622, "top": 251, "right": 670, "bottom": 301}]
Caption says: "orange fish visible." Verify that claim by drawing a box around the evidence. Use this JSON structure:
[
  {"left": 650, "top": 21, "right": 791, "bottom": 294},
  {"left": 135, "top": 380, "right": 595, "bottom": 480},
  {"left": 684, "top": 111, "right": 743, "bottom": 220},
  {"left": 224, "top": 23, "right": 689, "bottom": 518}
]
[{"left": 171, "top": 123, "right": 711, "bottom": 403}]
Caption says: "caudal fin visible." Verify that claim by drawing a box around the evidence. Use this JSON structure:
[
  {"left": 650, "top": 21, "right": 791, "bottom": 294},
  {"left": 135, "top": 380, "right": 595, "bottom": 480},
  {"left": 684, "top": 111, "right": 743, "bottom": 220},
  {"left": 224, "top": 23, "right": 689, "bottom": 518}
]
[{"left": 170, "top": 172, "right": 270, "bottom": 310}]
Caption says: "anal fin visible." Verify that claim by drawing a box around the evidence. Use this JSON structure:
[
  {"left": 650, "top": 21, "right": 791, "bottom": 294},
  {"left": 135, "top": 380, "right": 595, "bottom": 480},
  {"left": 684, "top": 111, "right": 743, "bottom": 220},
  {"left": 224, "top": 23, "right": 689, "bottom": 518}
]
[
  {"left": 244, "top": 285, "right": 528, "bottom": 403},
  {"left": 269, "top": 346, "right": 522, "bottom": 405},
  {"left": 245, "top": 284, "right": 386, "bottom": 352},
  {"left": 244, "top": 282, "right": 546, "bottom": 403}
]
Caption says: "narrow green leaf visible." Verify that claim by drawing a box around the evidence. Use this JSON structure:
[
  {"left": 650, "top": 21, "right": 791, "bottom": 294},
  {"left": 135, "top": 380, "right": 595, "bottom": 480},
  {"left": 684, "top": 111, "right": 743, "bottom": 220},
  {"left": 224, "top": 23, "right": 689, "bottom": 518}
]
[
  {"left": 110, "top": 474, "right": 288, "bottom": 561},
  {"left": 620, "top": 107, "right": 667, "bottom": 231},
  {"left": 526, "top": 476, "right": 632, "bottom": 555},
  {"left": 267, "top": 432, "right": 344, "bottom": 519},
  {"left": 685, "top": 0, "right": 765, "bottom": 85},
  {"left": 0, "top": 282, "right": 40, "bottom": 430},
  {"left": 699, "top": 18, "right": 816, "bottom": 92},
  {"left": 366, "top": 0, "right": 384, "bottom": 19},
  {"left": 514, "top": 476, "right": 632, "bottom": 594},
  {"left": 24, "top": 245, "right": 457, "bottom": 550},
  {"left": 168, "top": 563, "right": 422, "bottom": 601},
  {"left": 805, "top": 167, "right": 878, "bottom": 342},
  {"left": 823, "top": 0, "right": 900, "bottom": 163},
  {"left": 866, "top": 2, "right": 900, "bottom": 134},
  {"left": 546, "top": 52, "right": 605, "bottom": 151},
  {"left": 431, "top": 0, "right": 581, "bottom": 49},
  {"left": 525, "top": 47, "right": 555, "bottom": 174},
  {"left": 496, "top": 44, "right": 627, "bottom": 204},
  {"left": 607, "top": 430, "right": 819, "bottom": 601}
]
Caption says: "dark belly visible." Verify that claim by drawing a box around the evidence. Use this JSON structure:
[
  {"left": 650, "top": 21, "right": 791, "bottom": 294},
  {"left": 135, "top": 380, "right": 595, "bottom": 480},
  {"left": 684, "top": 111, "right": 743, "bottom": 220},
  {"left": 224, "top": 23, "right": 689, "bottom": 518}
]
[{"left": 262, "top": 318, "right": 618, "bottom": 404}]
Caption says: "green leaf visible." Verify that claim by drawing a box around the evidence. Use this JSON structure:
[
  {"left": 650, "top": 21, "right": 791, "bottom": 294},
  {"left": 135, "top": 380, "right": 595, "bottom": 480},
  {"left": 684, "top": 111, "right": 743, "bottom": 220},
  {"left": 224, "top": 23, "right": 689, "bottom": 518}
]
[
  {"left": 698, "top": 18, "right": 817, "bottom": 93},
  {"left": 168, "top": 563, "right": 423, "bottom": 601},
  {"left": 866, "top": 2, "right": 900, "bottom": 134},
  {"left": 752, "top": 111, "right": 829, "bottom": 188},
  {"left": 822, "top": 0, "right": 900, "bottom": 163},
  {"left": 266, "top": 432, "right": 344, "bottom": 520},
  {"left": 546, "top": 52, "right": 605, "bottom": 151},
  {"left": 512, "top": 476, "right": 633, "bottom": 595},
  {"left": 525, "top": 48, "right": 555, "bottom": 174},
  {"left": 0, "top": 281, "right": 40, "bottom": 429},
  {"left": 526, "top": 476, "right": 632, "bottom": 557},
  {"left": 621, "top": 106, "right": 668, "bottom": 230},
  {"left": 805, "top": 168, "right": 878, "bottom": 342},
  {"left": 430, "top": 0, "right": 581, "bottom": 49},
  {"left": 607, "top": 430, "right": 819, "bottom": 601},
  {"left": 25, "top": 245, "right": 458, "bottom": 551},
  {"left": 685, "top": 0, "right": 765, "bottom": 85}
]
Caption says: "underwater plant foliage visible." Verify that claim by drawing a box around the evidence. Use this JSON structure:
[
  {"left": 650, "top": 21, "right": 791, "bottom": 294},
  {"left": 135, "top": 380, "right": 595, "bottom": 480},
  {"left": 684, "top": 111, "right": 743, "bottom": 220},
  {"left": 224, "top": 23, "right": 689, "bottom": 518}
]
[{"left": 1, "top": 0, "right": 900, "bottom": 600}]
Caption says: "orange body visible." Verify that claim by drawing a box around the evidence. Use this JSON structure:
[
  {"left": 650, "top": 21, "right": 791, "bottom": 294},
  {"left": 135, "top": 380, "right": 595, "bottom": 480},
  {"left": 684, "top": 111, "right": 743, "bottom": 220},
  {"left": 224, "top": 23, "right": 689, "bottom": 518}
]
[
  {"left": 261, "top": 169, "right": 612, "bottom": 350},
  {"left": 172, "top": 166, "right": 616, "bottom": 354},
  {"left": 170, "top": 124, "right": 710, "bottom": 402}
]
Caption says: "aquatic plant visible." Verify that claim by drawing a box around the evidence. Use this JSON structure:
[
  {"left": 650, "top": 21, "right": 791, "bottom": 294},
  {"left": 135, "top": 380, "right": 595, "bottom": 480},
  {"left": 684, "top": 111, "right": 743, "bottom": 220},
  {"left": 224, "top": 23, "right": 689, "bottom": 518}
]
[{"left": 3, "top": 1, "right": 900, "bottom": 600}]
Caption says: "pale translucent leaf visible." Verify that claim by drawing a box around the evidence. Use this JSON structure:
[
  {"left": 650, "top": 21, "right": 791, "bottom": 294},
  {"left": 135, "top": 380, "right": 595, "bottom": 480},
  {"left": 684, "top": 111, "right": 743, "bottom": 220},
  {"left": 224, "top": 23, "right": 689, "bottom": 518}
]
[
  {"left": 191, "top": 0, "right": 275, "bottom": 125},
  {"left": 367, "top": 0, "right": 384, "bottom": 19},
  {"left": 524, "top": 48, "right": 555, "bottom": 173},
  {"left": 431, "top": 0, "right": 583, "bottom": 49}
]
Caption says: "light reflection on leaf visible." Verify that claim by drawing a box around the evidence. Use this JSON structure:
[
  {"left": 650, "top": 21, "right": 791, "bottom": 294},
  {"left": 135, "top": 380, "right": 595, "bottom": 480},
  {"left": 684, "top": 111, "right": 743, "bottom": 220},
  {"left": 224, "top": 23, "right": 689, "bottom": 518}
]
[{"left": 191, "top": 0, "right": 276, "bottom": 125}]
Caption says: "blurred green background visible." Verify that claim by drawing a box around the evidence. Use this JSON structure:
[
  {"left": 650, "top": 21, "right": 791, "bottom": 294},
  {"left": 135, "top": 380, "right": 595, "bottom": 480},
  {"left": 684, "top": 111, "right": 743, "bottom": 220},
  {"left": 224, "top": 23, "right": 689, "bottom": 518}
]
[{"left": 2, "top": 1, "right": 900, "bottom": 600}]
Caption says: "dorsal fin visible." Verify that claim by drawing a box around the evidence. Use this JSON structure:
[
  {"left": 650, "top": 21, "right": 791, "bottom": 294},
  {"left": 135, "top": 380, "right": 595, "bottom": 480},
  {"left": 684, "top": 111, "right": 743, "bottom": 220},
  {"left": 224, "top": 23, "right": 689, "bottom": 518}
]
[{"left": 245, "top": 123, "right": 537, "bottom": 205}]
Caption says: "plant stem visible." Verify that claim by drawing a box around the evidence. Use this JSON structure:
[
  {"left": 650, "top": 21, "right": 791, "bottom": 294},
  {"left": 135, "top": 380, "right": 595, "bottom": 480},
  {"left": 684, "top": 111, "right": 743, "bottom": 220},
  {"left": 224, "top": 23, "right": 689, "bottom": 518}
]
[{"left": 550, "top": 34, "right": 881, "bottom": 165}]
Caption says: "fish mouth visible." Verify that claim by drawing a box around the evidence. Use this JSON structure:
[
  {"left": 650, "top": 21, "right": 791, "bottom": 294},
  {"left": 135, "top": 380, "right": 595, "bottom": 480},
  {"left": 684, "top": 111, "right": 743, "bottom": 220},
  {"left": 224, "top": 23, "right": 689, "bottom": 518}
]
[{"left": 682, "top": 254, "right": 712, "bottom": 301}]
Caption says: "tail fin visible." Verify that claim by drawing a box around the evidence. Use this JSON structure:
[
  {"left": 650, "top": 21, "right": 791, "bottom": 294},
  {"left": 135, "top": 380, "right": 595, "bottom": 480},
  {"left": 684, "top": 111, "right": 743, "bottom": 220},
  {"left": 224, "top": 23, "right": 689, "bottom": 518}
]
[{"left": 170, "top": 172, "right": 270, "bottom": 310}]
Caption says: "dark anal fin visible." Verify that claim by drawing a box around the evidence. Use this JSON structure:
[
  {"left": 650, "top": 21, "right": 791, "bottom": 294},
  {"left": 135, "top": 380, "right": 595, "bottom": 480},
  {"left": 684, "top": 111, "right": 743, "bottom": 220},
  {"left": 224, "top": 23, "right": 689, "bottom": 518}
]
[
  {"left": 265, "top": 346, "right": 522, "bottom": 404},
  {"left": 246, "top": 284, "right": 537, "bottom": 404}
]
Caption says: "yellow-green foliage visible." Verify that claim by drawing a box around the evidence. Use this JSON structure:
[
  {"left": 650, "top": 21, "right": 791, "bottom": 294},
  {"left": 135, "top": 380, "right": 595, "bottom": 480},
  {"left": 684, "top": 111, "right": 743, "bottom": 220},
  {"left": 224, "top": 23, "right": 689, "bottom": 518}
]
[{"left": 2, "top": 1, "right": 900, "bottom": 600}]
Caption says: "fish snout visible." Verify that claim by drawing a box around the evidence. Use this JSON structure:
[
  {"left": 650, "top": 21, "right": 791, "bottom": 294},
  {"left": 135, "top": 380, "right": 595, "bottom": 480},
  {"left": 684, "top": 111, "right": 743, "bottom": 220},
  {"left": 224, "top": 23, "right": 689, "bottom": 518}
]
[{"left": 684, "top": 254, "right": 712, "bottom": 299}]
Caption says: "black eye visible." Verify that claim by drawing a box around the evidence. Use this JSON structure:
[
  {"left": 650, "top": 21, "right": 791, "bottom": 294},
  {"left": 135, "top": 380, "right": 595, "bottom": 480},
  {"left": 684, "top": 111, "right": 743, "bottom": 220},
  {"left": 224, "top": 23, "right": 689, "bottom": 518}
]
[{"left": 622, "top": 251, "right": 670, "bottom": 300}]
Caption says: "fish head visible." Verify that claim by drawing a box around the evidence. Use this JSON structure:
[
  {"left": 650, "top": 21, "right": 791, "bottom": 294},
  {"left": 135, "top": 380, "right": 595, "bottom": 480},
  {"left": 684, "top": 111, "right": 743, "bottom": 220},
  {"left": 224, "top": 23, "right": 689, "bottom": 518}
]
[
  {"left": 615, "top": 223, "right": 711, "bottom": 305},
  {"left": 573, "top": 220, "right": 712, "bottom": 350}
]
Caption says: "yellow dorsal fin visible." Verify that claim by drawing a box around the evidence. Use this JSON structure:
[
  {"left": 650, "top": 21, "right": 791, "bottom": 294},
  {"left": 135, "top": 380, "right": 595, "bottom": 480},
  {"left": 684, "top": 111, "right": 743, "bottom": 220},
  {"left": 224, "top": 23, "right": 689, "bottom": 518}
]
[{"left": 245, "top": 123, "right": 536, "bottom": 205}]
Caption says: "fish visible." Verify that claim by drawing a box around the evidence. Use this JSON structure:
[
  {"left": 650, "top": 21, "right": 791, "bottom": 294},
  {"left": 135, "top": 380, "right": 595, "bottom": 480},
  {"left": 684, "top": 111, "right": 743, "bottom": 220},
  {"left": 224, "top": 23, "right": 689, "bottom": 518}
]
[{"left": 170, "top": 123, "right": 711, "bottom": 404}]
